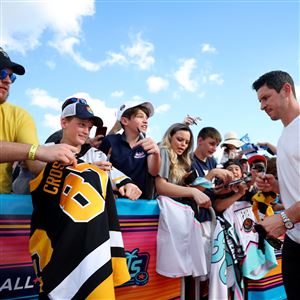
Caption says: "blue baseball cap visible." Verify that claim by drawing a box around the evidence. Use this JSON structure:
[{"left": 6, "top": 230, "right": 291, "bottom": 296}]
[{"left": 61, "top": 102, "right": 103, "bottom": 127}]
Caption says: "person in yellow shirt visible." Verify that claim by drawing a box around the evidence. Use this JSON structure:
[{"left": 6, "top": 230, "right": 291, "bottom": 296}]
[
  {"left": 0, "top": 47, "right": 73, "bottom": 193},
  {"left": 0, "top": 141, "right": 77, "bottom": 164}
]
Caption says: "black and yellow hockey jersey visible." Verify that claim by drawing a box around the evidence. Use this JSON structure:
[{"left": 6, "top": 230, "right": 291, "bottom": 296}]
[{"left": 29, "top": 161, "right": 130, "bottom": 299}]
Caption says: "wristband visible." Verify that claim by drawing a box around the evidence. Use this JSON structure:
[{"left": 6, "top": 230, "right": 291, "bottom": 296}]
[{"left": 28, "top": 144, "right": 38, "bottom": 160}]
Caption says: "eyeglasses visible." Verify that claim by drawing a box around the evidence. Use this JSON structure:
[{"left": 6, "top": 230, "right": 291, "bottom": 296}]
[
  {"left": 0, "top": 69, "right": 16, "bottom": 83},
  {"left": 62, "top": 97, "right": 87, "bottom": 110}
]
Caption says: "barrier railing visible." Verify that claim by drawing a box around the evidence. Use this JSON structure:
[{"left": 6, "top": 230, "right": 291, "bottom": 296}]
[{"left": 0, "top": 194, "right": 180, "bottom": 300}]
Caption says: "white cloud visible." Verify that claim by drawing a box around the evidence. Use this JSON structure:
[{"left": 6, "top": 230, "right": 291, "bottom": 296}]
[
  {"left": 43, "top": 113, "right": 61, "bottom": 132},
  {"left": 2, "top": 0, "right": 98, "bottom": 71},
  {"left": 174, "top": 58, "right": 198, "bottom": 92},
  {"left": 123, "top": 33, "right": 155, "bottom": 70},
  {"left": 111, "top": 90, "right": 124, "bottom": 98},
  {"left": 104, "top": 52, "right": 128, "bottom": 66},
  {"left": 102, "top": 33, "right": 155, "bottom": 70},
  {"left": 197, "top": 91, "right": 206, "bottom": 99},
  {"left": 27, "top": 88, "right": 61, "bottom": 110},
  {"left": 45, "top": 60, "right": 56, "bottom": 70},
  {"left": 208, "top": 73, "right": 224, "bottom": 85},
  {"left": 50, "top": 37, "right": 101, "bottom": 72},
  {"left": 28, "top": 89, "right": 119, "bottom": 132},
  {"left": 2, "top": 3, "right": 154, "bottom": 73},
  {"left": 130, "top": 95, "right": 145, "bottom": 102},
  {"left": 155, "top": 104, "right": 171, "bottom": 113},
  {"left": 147, "top": 76, "right": 169, "bottom": 93},
  {"left": 172, "top": 91, "right": 181, "bottom": 99},
  {"left": 201, "top": 43, "right": 216, "bottom": 53}
]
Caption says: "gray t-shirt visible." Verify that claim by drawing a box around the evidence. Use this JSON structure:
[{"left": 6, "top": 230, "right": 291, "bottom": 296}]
[{"left": 158, "top": 147, "right": 181, "bottom": 185}]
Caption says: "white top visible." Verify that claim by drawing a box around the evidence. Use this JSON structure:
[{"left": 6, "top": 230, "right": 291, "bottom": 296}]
[
  {"left": 277, "top": 115, "right": 300, "bottom": 243},
  {"left": 80, "top": 147, "right": 131, "bottom": 190}
]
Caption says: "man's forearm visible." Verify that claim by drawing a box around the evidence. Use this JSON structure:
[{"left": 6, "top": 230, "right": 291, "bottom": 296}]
[
  {"left": 0, "top": 142, "right": 31, "bottom": 162},
  {"left": 286, "top": 202, "right": 300, "bottom": 224}
]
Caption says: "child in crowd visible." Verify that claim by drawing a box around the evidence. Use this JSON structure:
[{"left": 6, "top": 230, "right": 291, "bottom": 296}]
[
  {"left": 209, "top": 159, "right": 277, "bottom": 300},
  {"left": 192, "top": 127, "right": 234, "bottom": 183},
  {"left": 154, "top": 123, "right": 211, "bottom": 284},
  {"left": 13, "top": 98, "right": 142, "bottom": 200},
  {"left": 190, "top": 126, "right": 234, "bottom": 298},
  {"left": 61, "top": 98, "right": 142, "bottom": 199},
  {"left": 29, "top": 98, "right": 130, "bottom": 299},
  {"left": 99, "top": 101, "right": 161, "bottom": 199},
  {"left": 219, "top": 132, "right": 244, "bottom": 165}
]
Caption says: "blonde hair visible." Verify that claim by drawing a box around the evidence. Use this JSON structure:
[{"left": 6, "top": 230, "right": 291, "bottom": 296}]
[{"left": 160, "top": 123, "right": 194, "bottom": 185}]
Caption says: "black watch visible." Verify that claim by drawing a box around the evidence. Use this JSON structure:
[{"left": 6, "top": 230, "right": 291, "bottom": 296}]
[{"left": 281, "top": 211, "right": 294, "bottom": 230}]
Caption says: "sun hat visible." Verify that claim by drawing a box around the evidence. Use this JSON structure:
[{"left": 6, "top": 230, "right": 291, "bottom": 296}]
[
  {"left": 221, "top": 132, "right": 244, "bottom": 148},
  {"left": 0, "top": 47, "right": 25, "bottom": 75},
  {"left": 117, "top": 101, "right": 154, "bottom": 121}
]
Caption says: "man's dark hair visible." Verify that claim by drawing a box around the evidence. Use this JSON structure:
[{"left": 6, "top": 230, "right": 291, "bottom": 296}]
[
  {"left": 197, "top": 127, "right": 221, "bottom": 143},
  {"left": 252, "top": 70, "right": 296, "bottom": 98}
]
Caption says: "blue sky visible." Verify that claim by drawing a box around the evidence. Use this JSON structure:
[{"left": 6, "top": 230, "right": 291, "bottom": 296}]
[{"left": 1, "top": 0, "right": 299, "bottom": 156}]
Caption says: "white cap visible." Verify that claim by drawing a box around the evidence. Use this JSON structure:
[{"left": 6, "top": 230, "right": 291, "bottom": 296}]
[
  {"left": 221, "top": 131, "right": 244, "bottom": 148},
  {"left": 117, "top": 101, "right": 154, "bottom": 121}
]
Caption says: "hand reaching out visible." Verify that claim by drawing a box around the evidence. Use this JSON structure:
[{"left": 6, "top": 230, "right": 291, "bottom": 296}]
[
  {"left": 118, "top": 183, "right": 142, "bottom": 201},
  {"left": 92, "top": 161, "right": 112, "bottom": 172}
]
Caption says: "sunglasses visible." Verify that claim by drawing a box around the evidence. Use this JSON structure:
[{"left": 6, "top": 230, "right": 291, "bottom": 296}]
[
  {"left": 254, "top": 223, "right": 283, "bottom": 250},
  {"left": 0, "top": 69, "right": 16, "bottom": 83},
  {"left": 61, "top": 97, "right": 87, "bottom": 110}
]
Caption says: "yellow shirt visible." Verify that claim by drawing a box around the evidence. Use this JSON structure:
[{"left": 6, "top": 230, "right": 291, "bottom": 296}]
[{"left": 0, "top": 102, "right": 39, "bottom": 193}]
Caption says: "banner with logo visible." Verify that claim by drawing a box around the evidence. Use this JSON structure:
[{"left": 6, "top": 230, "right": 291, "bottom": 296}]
[{"left": 0, "top": 195, "right": 180, "bottom": 299}]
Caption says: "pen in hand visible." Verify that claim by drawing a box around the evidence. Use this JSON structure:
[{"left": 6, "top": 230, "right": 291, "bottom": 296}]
[
  {"left": 137, "top": 128, "right": 145, "bottom": 140},
  {"left": 106, "top": 147, "right": 112, "bottom": 162}
]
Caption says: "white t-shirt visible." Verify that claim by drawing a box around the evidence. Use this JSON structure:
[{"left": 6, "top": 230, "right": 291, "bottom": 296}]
[{"left": 277, "top": 115, "right": 300, "bottom": 243}]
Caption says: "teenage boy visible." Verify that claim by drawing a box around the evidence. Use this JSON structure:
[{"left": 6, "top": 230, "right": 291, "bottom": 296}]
[
  {"left": 185, "top": 127, "right": 234, "bottom": 299},
  {"left": 58, "top": 98, "right": 142, "bottom": 200},
  {"left": 192, "top": 127, "right": 234, "bottom": 183},
  {"left": 16, "top": 98, "right": 141, "bottom": 199},
  {"left": 29, "top": 99, "right": 131, "bottom": 299},
  {"left": 100, "top": 101, "right": 161, "bottom": 199}
]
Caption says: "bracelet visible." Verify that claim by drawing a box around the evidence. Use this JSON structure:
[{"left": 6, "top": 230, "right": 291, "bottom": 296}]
[{"left": 28, "top": 144, "right": 38, "bottom": 160}]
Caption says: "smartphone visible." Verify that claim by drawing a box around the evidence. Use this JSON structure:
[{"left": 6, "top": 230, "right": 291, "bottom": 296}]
[
  {"left": 184, "top": 169, "right": 199, "bottom": 185},
  {"left": 95, "top": 126, "right": 107, "bottom": 138}
]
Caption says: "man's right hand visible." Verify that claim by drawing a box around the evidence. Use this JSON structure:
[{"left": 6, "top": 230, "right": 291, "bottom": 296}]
[
  {"left": 260, "top": 214, "right": 286, "bottom": 238},
  {"left": 36, "top": 144, "right": 78, "bottom": 166},
  {"left": 256, "top": 173, "right": 280, "bottom": 193}
]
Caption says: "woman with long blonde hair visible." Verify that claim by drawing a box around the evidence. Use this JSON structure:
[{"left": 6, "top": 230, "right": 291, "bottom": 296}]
[
  {"left": 155, "top": 123, "right": 211, "bottom": 280},
  {"left": 159, "top": 123, "right": 193, "bottom": 185}
]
